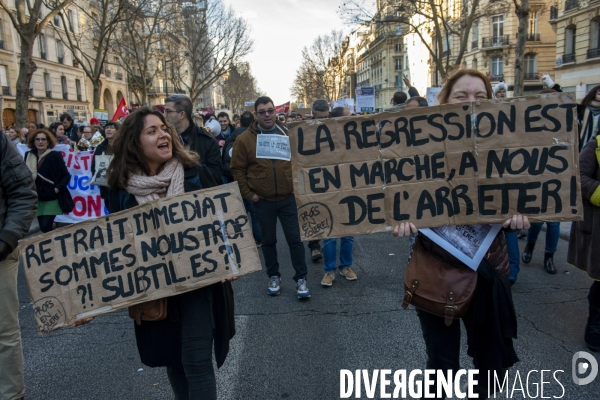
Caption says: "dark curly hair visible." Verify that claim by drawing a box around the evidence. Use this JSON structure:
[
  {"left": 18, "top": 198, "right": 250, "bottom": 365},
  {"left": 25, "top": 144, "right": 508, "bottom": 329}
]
[{"left": 107, "top": 107, "right": 200, "bottom": 189}]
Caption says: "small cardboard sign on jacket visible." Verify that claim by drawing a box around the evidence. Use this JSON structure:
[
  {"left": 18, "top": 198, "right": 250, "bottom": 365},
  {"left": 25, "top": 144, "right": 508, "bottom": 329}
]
[
  {"left": 20, "top": 182, "right": 261, "bottom": 333},
  {"left": 289, "top": 93, "right": 584, "bottom": 240}
]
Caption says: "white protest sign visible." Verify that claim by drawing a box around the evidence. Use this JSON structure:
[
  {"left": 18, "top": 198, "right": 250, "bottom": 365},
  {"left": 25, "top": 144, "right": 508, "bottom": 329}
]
[
  {"left": 355, "top": 87, "right": 375, "bottom": 113},
  {"left": 426, "top": 87, "right": 442, "bottom": 106},
  {"left": 419, "top": 224, "right": 503, "bottom": 270},
  {"left": 256, "top": 134, "right": 291, "bottom": 161},
  {"left": 18, "top": 144, "right": 108, "bottom": 223}
]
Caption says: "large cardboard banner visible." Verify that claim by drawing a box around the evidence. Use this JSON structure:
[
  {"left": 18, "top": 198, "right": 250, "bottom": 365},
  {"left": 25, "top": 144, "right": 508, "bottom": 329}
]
[
  {"left": 17, "top": 144, "right": 108, "bottom": 223},
  {"left": 289, "top": 93, "right": 583, "bottom": 240},
  {"left": 20, "top": 183, "right": 262, "bottom": 333}
]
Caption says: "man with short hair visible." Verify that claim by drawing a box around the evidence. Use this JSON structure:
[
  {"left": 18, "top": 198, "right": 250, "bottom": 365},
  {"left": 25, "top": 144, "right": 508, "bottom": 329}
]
[
  {"left": 312, "top": 100, "right": 358, "bottom": 287},
  {"left": 163, "top": 94, "right": 223, "bottom": 182},
  {"left": 60, "top": 113, "right": 78, "bottom": 142},
  {"left": 391, "top": 91, "right": 408, "bottom": 106},
  {"left": 231, "top": 96, "right": 310, "bottom": 299},
  {"left": 0, "top": 132, "right": 38, "bottom": 400},
  {"left": 216, "top": 111, "right": 235, "bottom": 144}
]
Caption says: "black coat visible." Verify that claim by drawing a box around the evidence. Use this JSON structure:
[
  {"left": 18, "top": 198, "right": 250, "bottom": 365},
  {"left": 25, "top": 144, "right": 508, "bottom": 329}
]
[
  {"left": 24, "top": 150, "right": 70, "bottom": 201},
  {"left": 106, "top": 166, "right": 235, "bottom": 368},
  {"left": 222, "top": 126, "right": 247, "bottom": 182},
  {"left": 180, "top": 123, "right": 223, "bottom": 183}
]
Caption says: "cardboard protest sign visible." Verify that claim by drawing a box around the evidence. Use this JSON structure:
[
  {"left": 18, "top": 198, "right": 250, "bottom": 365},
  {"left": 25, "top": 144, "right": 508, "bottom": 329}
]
[
  {"left": 289, "top": 93, "right": 583, "bottom": 240},
  {"left": 20, "top": 182, "right": 262, "bottom": 333}
]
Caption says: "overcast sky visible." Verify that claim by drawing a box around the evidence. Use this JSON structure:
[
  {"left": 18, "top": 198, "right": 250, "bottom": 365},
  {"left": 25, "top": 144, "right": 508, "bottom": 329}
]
[{"left": 221, "top": 0, "right": 350, "bottom": 105}]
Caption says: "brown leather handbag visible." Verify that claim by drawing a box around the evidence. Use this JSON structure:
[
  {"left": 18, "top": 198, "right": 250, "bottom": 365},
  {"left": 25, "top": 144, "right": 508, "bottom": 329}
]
[
  {"left": 128, "top": 299, "right": 168, "bottom": 325},
  {"left": 401, "top": 234, "right": 478, "bottom": 326}
]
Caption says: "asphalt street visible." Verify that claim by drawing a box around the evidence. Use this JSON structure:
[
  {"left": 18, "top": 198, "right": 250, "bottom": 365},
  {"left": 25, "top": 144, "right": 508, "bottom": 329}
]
[{"left": 16, "top": 222, "right": 600, "bottom": 399}]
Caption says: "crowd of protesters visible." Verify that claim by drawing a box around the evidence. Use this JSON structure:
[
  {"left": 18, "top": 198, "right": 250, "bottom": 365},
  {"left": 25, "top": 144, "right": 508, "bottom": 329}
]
[{"left": 1, "top": 70, "right": 600, "bottom": 400}]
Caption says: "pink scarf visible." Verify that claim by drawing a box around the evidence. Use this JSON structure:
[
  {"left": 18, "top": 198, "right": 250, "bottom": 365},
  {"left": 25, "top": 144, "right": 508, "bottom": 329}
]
[{"left": 126, "top": 159, "right": 185, "bottom": 204}]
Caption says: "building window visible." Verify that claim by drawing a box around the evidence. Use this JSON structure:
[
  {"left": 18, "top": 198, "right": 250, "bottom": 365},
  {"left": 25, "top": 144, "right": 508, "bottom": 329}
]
[
  {"left": 67, "top": 10, "right": 74, "bottom": 32},
  {"left": 395, "top": 58, "right": 402, "bottom": 71},
  {"left": 564, "top": 25, "right": 576, "bottom": 62},
  {"left": 472, "top": 58, "right": 478, "bottom": 70},
  {"left": 0, "top": 19, "right": 5, "bottom": 50},
  {"left": 528, "top": 12, "right": 538, "bottom": 35},
  {"left": 75, "top": 79, "right": 81, "bottom": 101},
  {"left": 44, "top": 73, "right": 52, "bottom": 98},
  {"left": 39, "top": 35, "right": 47, "bottom": 59},
  {"left": 491, "top": 57, "right": 503, "bottom": 79},
  {"left": 524, "top": 54, "right": 536, "bottom": 79},
  {"left": 395, "top": 26, "right": 402, "bottom": 36},
  {"left": 592, "top": 19, "right": 600, "bottom": 49},
  {"left": 395, "top": 42, "right": 402, "bottom": 52},
  {"left": 492, "top": 15, "right": 504, "bottom": 38},
  {"left": 473, "top": 20, "right": 479, "bottom": 42},
  {"left": 56, "top": 40, "right": 64, "bottom": 63},
  {"left": 61, "top": 76, "right": 68, "bottom": 100},
  {"left": 0, "top": 65, "right": 9, "bottom": 95}
]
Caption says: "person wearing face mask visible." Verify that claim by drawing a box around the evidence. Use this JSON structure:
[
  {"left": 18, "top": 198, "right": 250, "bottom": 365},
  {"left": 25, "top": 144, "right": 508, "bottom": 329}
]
[
  {"left": 393, "top": 69, "right": 529, "bottom": 399},
  {"left": 24, "top": 129, "right": 71, "bottom": 233},
  {"left": 91, "top": 121, "right": 119, "bottom": 200}
]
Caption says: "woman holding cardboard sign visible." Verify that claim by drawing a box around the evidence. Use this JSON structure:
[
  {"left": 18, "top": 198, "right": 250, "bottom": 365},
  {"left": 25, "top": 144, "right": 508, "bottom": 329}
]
[
  {"left": 392, "top": 69, "right": 530, "bottom": 399},
  {"left": 85, "top": 107, "right": 235, "bottom": 400}
]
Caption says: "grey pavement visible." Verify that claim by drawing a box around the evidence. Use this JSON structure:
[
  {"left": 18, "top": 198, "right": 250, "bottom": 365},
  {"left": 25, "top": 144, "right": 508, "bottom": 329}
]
[{"left": 16, "top": 221, "right": 600, "bottom": 399}]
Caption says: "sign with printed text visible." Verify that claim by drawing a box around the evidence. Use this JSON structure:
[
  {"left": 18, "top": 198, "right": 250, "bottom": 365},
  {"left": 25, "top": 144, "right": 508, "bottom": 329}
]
[
  {"left": 20, "top": 182, "right": 262, "bottom": 333},
  {"left": 355, "top": 87, "right": 375, "bottom": 113},
  {"left": 18, "top": 144, "right": 108, "bottom": 223},
  {"left": 289, "top": 93, "right": 583, "bottom": 240},
  {"left": 256, "top": 134, "right": 291, "bottom": 161}
]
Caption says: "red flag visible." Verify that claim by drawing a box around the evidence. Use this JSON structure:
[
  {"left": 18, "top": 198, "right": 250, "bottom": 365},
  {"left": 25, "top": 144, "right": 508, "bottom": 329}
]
[
  {"left": 111, "top": 97, "right": 130, "bottom": 121},
  {"left": 275, "top": 101, "right": 290, "bottom": 114}
]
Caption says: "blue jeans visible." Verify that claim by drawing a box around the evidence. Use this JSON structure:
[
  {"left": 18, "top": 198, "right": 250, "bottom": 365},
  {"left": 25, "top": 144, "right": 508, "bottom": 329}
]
[
  {"left": 527, "top": 222, "right": 560, "bottom": 253},
  {"left": 323, "top": 237, "right": 354, "bottom": 272},
  {"left": 505, "top": 231, "right": 520, "bottom": 282}
]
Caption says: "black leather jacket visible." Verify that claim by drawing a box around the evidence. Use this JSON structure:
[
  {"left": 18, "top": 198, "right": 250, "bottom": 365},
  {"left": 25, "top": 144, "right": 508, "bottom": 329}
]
[{"left": 0, "top": 134, "right": 38, "bottom": 253}]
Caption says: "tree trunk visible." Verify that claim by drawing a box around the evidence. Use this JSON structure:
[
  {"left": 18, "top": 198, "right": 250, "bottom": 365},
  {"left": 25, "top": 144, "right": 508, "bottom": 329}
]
[
  {"left": 513, "top": 0, "right": 529, "bottom": 97},
  {"left": 93, "top": 80, "right": 102, "bottom": 109},
  {"left": 16, "top": 39, "right": 36, "bottom": 127}
]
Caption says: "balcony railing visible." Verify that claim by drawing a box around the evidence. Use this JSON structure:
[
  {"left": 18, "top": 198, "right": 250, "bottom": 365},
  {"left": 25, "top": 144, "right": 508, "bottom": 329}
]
[
  {"left": 524, "top": 73, "right": 537, "bottom": 80},
  {"left": 77, "top": 94, "right": 82, "bottom": 102},
  {"left": 482, "top": 35, "right": 509, "bottom": 48},
  {"left": 57, "top": 56, "right": 64, "bottom": 64},
  {"left": 489, "top": 74, "right": 504, "bottom": 82},
  {"left": 442, "top": 50, "right": 451, "bottom": 57},
  {"left": 63, "top": 92, "right": 68, "bottom": 100},
  {"left": 550, "top": 6, "right": 558, "bottom": 20},
  {"left": 562, "top": 53, "right": 576, "bottom": 63},
  {"left": 471, "top": 40, "right": 478, "bottom": 50},
  {"left": 2, "top": 86, "right": 10, "bottom": 95},
  {"left": 587, "top": 48, "right": 600, "bottom": 59},
  {"left": 565, "top": 0, "right": 579, "bottom": 11},
  {"left": 41, "top": 52, "right": 47, "bottom": 60},
  {"left": 526, "top": 33, "right": 540, "bottom": 41},
  {"left": 45, "top": 90, "right": 52, "bottom": 98},
  {"left": 115, "top": 72, "right": 123, "bottom": 80}
]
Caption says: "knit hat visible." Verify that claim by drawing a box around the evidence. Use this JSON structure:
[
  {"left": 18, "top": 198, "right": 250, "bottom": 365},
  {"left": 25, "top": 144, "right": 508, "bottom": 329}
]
[
  {"left": 90, "top": 117, "right": 100, "bottom": 124},
  {"left": 493, "top": 81, "right": 508, "bottom": 97}
]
